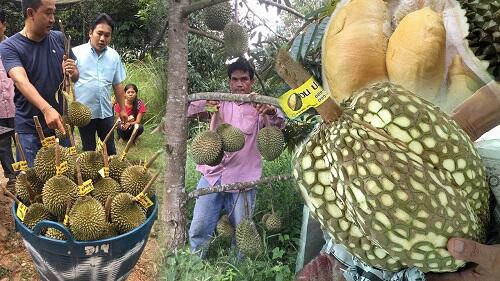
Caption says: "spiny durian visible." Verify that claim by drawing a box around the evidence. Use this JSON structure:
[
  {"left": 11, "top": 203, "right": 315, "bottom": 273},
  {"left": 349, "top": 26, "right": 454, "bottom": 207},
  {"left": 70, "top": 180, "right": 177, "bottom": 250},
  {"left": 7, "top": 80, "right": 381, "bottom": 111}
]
[
  {"left": 120, "top": 151, "right": 161, "bottom": 196},
  {"left": 191, "top": 131, "right": 224, "bottom": 166},
  {"left": 223, "top": 22, "right": 249, "bottom": 58},
  {"left": 110, "top": 193, "right": 146, "bottom": 234},
  {"left": 77, "top": 151, "right": 104, "bottom": 182},
  {"left": 15, "top": 169, "right": 43, "bottom": 204},
  {"left": 45, "top": 227, "right": 66, "bottom": 241},
  {"left": 67, "top": 101, "right": 91, "bottom": 128},
  {"left": 92, "top": 143, "right": 122, "bottom": 206},
  {"left": 203, "top": 2, "right": 232, "bottom": 31},
  {"left": 55, "top": 123, "right": 72, "bottom": 139},
  {"left": 69, "top": 196, "right": 107, "bottom": 241},
  {"left": 264, "top": 212, "right": 282, "bottom": 233},
  {"left": 235, "top": 219, "right": 263, "bottom": 258},
  {"left": 217, "top": 123, "right": 245, "bottom": 152},
  {"left": 216, "top": 214, "right": 234, "bottom": 240},
  {"left": 23, "top": 203, "right": 54, "bottom": 231},
  {"left": 109, "top": 156, "right": 131, "bottom": 183},
  {"left": 257, "top": 127, "right": 285, "bottom": 161},
  {"left": 34, "top": 144, "right": 75, "bottom": 182}
]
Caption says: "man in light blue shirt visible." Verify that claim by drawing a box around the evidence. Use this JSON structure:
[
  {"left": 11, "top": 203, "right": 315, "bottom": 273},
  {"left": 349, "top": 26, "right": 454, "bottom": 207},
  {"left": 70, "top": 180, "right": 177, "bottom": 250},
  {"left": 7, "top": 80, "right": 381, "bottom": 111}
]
[{"left": 73, "top": 13, "right": 127, "bottom": 155}]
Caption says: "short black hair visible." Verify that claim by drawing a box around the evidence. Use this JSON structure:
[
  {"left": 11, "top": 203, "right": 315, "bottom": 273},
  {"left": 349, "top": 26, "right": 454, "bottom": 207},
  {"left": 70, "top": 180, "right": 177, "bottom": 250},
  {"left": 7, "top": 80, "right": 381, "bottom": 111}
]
[
  {"left": 21, "top": 0, "right": 43, "bottom": 19},
  {"left": 227, "top": 57, "right": 255, "bottom": 80},
  {"left": 0, "top": 7, "right": 5, "bottom": 23},
  {"left": 91, "top": 13, "right": 115, "bottom": 32}
]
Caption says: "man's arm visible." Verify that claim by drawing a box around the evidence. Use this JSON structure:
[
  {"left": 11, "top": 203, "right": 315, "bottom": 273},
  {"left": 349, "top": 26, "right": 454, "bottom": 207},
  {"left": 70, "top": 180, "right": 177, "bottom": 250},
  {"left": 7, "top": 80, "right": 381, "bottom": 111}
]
[
  {"left": 8, "top": 66, "right": 65, "bottom": 133},
  {"left": 113, "top": 83, "right": 128, "bottom": 124}
]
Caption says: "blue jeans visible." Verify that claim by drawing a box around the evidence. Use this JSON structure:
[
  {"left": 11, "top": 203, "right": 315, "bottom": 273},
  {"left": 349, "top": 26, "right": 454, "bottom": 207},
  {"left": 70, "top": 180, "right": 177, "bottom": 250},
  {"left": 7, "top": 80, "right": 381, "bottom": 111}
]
[
  {"left": 78, "top": 116, "right": 116, "bottom": 155},
  {"left": 188, "top": 177, "right": 257, "bottom": 256},
  {"left": 17, "top": 133, "right": 71, "bottom": 168}
]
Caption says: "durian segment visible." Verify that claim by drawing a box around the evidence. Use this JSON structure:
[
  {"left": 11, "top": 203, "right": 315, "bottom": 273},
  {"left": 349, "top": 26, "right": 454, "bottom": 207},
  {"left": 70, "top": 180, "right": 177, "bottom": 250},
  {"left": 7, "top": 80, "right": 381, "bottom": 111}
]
[
  {"left": 108, "top": 156, "right": 131, "bottom": 183},
  {"left": 34, "top": 145, "right": 75, "bottom": 182},
  {"left": 42, "top": 175, "right": 78, "bottom": 219},
  {"left": 110, "top": 193, "right": 147, "bottom": 234},
  {"left": 23, "top": 203, "right": 54, "bottom": 231},
  {"left": 223, "top": 22, "right": 249, "bottom": 58},
  {"left": 67, "top": 101, "right": 92, "bottom": 128},
  {"left": 235, "top": 219, "right": 263, "bottom": 258},
  {"left": 191, "top": 131, "right": 224, "bottom": 166},
  {"left": 386, "top": 7, "right": 446, "bottom": 103},
  {"left": 322, "top": 0, "right": 389, "bottom": 102},
  {"left": 77, "top": 151, "right": 104, "bottom": 182},
  {"left": 294, "top": 82, "right": 489, "bottom": 272},
  {"left": 203, "top": 2, "right": 232, "bottom": 31},
  {"left": 69, "top": 197, "right": 107, "bottom": 241},
  {"left": 217, "top": 123, "right": 245, "bottom": 152},
  {"left": 257, "top": 127, "right": 285, "bottom": 161}
]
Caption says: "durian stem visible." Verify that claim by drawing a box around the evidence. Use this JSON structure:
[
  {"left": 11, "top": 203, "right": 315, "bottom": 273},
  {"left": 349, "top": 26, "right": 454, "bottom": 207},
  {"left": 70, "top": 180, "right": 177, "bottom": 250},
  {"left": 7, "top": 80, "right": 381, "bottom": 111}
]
[
  {"left": 105, "top": 195, "right": 112, "bottom": 222},
  {"left": 68, "top": 125, "right": 76, "bottom": 147},
  {"left": 14, "top": 133, "right": 27, "bottom": 162},
  {"left": 23, "top": 174, "right": 36, "bottom": 204},
  {"left": 274, "top": 49, "right": 342, "bottom": 123},
  {"left": 121, "top": 124, "right": 140, "bottom": 158},
  {"left": 3, "top": 188, "right": 20, "bottom": 205},
  {"left": 102, "top": 142, "right": 109, "bottom": 169},
  {"left": 55, "top": 138, "right": 61, "bottom": 167},
  {"left": 141, "top": 171, "right": 161, "bottom": 196},
  {"left": 75, "top": 158, "right": 84, "bottom": 186},
  {"left": 102, "top": 119, "right": 121, "bottom": 145},
  {"left": 33, "top": 116, "right": 45, "bottom": 141},
  {"left": 143, "top": 150, "right": 163, "bottom": 172}
]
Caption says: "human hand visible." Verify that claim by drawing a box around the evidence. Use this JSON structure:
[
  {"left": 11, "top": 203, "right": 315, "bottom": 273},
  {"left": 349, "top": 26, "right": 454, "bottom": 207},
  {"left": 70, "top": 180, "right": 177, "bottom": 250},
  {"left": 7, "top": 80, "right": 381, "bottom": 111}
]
[
  {"left": 426, "top": 238, "right": 500, "bottom": 281},
  {"left": 206, "top": 100, "right": 220, "bottom": 111},
  {"left": 128, "top": 116, "right": 135, "bottom": 122},
  {"left": 255, "top": 103, "right": 277, "bottom": 115},
  {"left": 119, "top": 109, "right": 128, "bottom": 125},
  {"left": 43, "top": 106, "right": 65, "bottom": 134},
  {"left": 62, "top": 55, "right": 77, "bottom": 78}
]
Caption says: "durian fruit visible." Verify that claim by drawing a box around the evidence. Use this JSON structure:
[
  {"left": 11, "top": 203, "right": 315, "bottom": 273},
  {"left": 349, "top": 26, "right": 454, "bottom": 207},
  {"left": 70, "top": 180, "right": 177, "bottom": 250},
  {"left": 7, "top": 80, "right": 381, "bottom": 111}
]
[
  {"left": 55, "top": 122, "right": 72, "bottom": 139},
  {"left": 92, "top": 143, "right": 121, "bottom": 206},
  {"left": 23, "top": 203, "right": 54, "bottom": 231},
  {"left": 235, "top": 218, "right": 263, "bottom": 258},
  {"left": 77, "top": 151, "right": 104, "bottom": 182},
  {"left": 15, "top": 169, "right": 43, "bottom": 204},
  {"left": 293, "top": 82, "right": 489, "bottom": 272},
  {"left": 386, "top": 7, "right": 446, "bottom": 103},
  {"left": 442, "top": 55, "right": 484, "bottom": 114},
  {"left": 322, "top": 0, "right": 389, "bottom": 102},
  {"left": 223, "top": 22, "right": 249, "bottom": 58},
  {"left": 216, "top": 214, "right": 234, "bottom": 240},
  {"left": 67, "top": 101, "right": 91, "bottom": 128},
  {"left": 34, "top": 144, "right": 75, "bottom": 182},
  {"left": 261, "top": 213, "right": 271, "bottom": 225},
  {"left": 257, "top": 126, "right": 285, "bottom": 161},
  {"left": 459, "top": 0, "right": 499, "bottom": 81},
  {"left": 109, "top": 124, "right": 138, "bottom": 183},
  {"left": 45, "top": 227, "right": 66, "bottom": 241},
  {"left": 191, "top": 131, "right": 224, "bottom": 166},
  {"left": 120, "top": 151, "right": 161, "bottom": 196},
  {"left": 203, "top": 2, "right": 232, "bottom": 31},
  {"left": 69, "top": 196, "right": 107, "bottom": 241},
  {"left": 101, "top": 198, "right": 118, "bottom": 239},
  {"left": 264, "top": 212, "right": 282, "bottom": 233},
  {"left": 216, "top": 123, "right": 245, "bottom": 152}
]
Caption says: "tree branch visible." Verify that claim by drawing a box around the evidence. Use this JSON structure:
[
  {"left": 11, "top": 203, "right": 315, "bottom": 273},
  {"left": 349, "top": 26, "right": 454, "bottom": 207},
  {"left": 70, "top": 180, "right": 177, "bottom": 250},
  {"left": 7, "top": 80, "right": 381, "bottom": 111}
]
[
  {"left": 188, "top": 174, "right": 293, "bottom": 199},
  {"left": 188, "top": 28, "right": 224, "bottom": 44},
  {"left": 257, "top": 0, "right": 305, "bottom": 19},
  {"left": 182, "top": 0, "right": 230, "bottom": 17},
  {"left": 188, "top": 92, "right": 280, "bottom": 107}
]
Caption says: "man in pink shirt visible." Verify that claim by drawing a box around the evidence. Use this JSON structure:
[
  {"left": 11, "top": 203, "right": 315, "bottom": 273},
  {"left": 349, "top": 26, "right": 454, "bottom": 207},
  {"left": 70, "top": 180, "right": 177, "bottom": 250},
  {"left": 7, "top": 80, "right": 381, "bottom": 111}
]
[{"left": 188, "top": 57, "right": 285, "bottom": 257}]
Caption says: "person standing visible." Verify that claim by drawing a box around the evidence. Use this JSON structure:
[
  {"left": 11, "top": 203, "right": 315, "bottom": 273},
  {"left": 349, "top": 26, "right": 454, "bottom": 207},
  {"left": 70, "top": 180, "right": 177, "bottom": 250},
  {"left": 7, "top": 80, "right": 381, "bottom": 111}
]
[
  {"left": 0, "top": 0, "right": 78, "bottom": 167},
  {"left": 187, "top": 57, "right": 285, "bottom": 257},
  {"left": 72, "top": 13, "right": 127, "bottom": 156}
]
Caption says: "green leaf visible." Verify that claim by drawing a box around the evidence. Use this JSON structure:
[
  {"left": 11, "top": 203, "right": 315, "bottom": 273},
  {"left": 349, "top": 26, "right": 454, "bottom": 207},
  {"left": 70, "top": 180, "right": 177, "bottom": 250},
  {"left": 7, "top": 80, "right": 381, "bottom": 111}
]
[{"left": 272, "top": 247, "right": 285, "bottom": 259}]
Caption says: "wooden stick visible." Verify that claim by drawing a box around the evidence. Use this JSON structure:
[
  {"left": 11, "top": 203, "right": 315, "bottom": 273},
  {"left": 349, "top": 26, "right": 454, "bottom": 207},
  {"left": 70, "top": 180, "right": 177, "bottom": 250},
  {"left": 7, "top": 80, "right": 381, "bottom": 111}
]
[
  {"left": 105, "top": 195, "right": 112, "bottom": 222},
  {"left": 275, "top": 49, "right": 342, "bottom": 123},
  {"left": 102, "top": 119, "right": 121, "bottom": 145},
  {"left": 3, "top": 188, "right": 20, "bottom": 205},
  {"left": 33, "top": 116, "right": 45, "bottom": 141},
  {"left": 14, "top": 133, "right": 27, "bottom": 162},
  {"left": 142, "top": 171, "right": 161, "bottom": 196},
  {"left": 121, "top": 124, "right": 140, "bottom": 159},
  {"left": 102, "top": 142, "right": 109, "bottom": 169},
  {"left": 75, "top": 158, "right": 84, "bottom": 186},
  {"left": 143, "top": 150, "right": 163, "bottom": 171}
]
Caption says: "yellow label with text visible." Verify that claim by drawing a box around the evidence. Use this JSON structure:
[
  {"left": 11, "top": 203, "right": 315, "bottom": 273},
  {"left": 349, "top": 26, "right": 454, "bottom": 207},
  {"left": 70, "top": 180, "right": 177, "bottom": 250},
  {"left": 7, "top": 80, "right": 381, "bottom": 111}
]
[
  {"left": 120, "top": 152, "right": 127, "bottom": 162},
  {"left": 98, "top": 167, "right": 110, "bottom": 178},
  {"left": 56, "top": 161, "right": 68, "bottom": 175},
  {"left": 12, "top": 161, "right": 28, "bottom": 172},
  {"left": 278, "top": 77, "right": 328, "bottom": 119},
  {"left": 42, "top": 136, "right": 56, "bottom": 147},
  {"left": 79, "top": 179, "right": 94, "bottom": 196},
  {"left": 135, "top": 192, "right": 154, "bottom": 209},
  {"left": 17, "top": 203, "right": 28, "bottom": 221},
  {"left": 64, "top": 215, "right": 70, "bottom": 226},
  {"left": 68, "top": 146, "right": 77, "bottom": 156}
]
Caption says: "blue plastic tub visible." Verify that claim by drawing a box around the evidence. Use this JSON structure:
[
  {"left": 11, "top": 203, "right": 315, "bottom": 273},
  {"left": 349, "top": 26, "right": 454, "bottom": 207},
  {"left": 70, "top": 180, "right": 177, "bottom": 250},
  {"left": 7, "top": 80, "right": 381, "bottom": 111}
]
[{"left": 12, "top": 197, "right": 158, "bottom": 281}]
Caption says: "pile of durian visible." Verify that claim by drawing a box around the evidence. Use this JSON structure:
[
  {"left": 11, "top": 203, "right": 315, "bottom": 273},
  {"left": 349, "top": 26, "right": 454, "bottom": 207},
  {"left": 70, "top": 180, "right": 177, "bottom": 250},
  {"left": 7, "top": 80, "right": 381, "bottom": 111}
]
[
  {"left": 287, "top": 0, "right": 498, "bottom": 274},
  {"left": 12, "top": 123, "right": 160, "bottom": 242}
]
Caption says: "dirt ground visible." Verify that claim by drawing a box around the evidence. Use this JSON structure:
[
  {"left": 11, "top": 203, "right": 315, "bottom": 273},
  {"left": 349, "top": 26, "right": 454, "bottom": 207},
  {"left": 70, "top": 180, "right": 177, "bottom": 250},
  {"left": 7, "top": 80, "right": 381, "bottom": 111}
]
[{"left": 0, "top": 167, "right": 160, "bottom": 281}]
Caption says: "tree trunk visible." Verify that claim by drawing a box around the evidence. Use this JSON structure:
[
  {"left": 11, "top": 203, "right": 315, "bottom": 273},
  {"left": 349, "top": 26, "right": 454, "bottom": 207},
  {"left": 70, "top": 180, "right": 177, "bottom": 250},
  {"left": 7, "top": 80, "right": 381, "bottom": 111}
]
[{"left": 161, "top": 0, "right": 190, "bottom": 251}]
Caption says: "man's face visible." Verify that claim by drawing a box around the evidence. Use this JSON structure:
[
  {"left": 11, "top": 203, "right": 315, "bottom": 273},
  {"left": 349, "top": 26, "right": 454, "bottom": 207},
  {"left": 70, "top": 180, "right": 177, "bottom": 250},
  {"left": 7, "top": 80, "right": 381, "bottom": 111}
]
[
  {"left": 27, "top": 0, "right": 56, "bottom": 36},
  {"left": 229, "top": 70, "right": 253, "bottom": 95},
  {"left": 89, "top": 23, "right": 112, "bottom": 53}
]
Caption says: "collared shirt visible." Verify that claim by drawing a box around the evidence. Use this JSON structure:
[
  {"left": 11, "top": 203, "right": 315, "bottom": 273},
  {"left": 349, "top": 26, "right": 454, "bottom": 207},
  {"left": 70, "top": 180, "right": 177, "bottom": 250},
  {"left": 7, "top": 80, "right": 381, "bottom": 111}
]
[
  {"left": 0, "top": 58, "right": 14, "bottom": 118},
  {"left": 188, "top": 97, "right": 285, "bottom": 188},
  {"left": 73, "top": 42, "right": 126, "bottom": 119}
]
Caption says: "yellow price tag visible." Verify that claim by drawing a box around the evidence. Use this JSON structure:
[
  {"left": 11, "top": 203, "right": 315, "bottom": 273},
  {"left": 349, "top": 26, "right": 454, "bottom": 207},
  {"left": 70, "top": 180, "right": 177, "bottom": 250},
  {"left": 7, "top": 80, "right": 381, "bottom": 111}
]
[
  {"left": 68, "top": 146, "right": 77, "bottom": 156},
  {"left": 16, "top": 203, "right": 28, "bottom": 221},
  {"left": 55, "top": 161, "right": 69, "bottom": 176},
  {"left": 63, "top": 215, "right": 70, "bottom": 226},
  {"left": 42, "top": 136, "right": 56, "bottom": 147},
  {"left": 12, "top": 161, "right": 28, "bottom": 171},
  {"left": 98, "top": 167, "right": 110, "bottom": 178},
  {"left": 120, "top": 152, "right": 127, "bottom": 162},
  {"left": 278, "top": 77, "right": 328, "bottom": 119},
  {"left": 79, "top": 179, "right": 94, "bottom": 196},
  {"left": 135, "top": 192, "right": 154, "bottom": 209}
]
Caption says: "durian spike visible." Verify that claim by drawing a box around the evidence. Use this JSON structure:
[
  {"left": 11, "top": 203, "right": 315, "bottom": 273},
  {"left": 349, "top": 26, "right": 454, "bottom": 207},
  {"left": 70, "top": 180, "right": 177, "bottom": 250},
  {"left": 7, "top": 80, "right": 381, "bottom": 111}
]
[
  {"left": 14, "top": 133, "right": 27, "bottom": 162},
  {"left": 140, "top": 171, "right": 160, "bottom": 197},
  {"left": 75, "top": 158, "right": 84, "bottom": 186},
  {"left": 121, "top": 124, "right": 140, "bottom": 159},
  {"left": 33, "top": 116, "right": 46, "bottom": 141},
  {"left": 275, "top": 49, "right": 342, "bottom": 123},
  {"left": 105, "top": 195, "right": 112, "bottom": 222},
  {"left": 102, "top": 142, "right": 110, "bottom": 170},
  {"left": 102, "top": 119, "right": 122, "bottom": 145},
  {"left": 142, "top": 150, "right": 163, "bottom": 173},
  {"left": 3, "top": 188, "right": 21, "bottom": 205}
]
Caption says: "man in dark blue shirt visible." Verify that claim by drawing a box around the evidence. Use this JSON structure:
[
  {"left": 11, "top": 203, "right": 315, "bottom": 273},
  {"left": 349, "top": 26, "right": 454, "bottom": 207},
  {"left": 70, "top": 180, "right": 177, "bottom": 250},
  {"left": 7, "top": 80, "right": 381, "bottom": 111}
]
[{"left": 0, "top": 0, "right": 79, "bottom": 166}]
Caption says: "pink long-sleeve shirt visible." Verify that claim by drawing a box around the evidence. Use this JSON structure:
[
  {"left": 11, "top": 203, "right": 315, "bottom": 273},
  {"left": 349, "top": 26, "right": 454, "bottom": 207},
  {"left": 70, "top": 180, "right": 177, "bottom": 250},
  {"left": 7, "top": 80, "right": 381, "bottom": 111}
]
[
  {"left": 0, "top": 58, "right": 15, "bottom": 119},
  {"left": 188, "top": 98, "right": 285, "bottom": 188}
]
